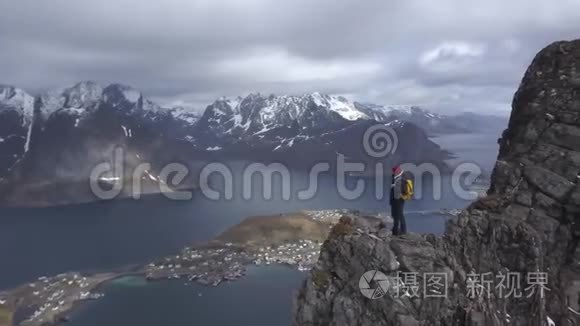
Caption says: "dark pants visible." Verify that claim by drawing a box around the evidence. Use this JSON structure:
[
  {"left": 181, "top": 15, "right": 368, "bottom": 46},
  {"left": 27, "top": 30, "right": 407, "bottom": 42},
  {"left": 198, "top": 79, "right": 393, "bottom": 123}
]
[{"left": 391, "top": 200, "right": 406, "bottom": 235}]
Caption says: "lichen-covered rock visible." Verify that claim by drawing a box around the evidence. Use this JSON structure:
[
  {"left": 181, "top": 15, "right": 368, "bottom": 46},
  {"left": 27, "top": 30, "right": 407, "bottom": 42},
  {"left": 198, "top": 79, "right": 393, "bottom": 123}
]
[{"left": 294, "top": 40, "right": 580, "bottom": 326}]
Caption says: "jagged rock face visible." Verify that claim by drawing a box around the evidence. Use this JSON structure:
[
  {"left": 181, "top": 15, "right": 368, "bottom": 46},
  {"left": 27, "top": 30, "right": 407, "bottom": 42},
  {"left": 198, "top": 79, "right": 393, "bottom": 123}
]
[{"left": 294, "top": 40, "right": 580, "bottom": 325}]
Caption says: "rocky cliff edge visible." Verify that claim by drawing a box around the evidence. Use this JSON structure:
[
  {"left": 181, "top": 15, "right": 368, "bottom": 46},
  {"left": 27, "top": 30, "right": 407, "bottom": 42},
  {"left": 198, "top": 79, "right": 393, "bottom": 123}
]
[{"left": 293, "top": 40, "right": 580, "bottom": 326}]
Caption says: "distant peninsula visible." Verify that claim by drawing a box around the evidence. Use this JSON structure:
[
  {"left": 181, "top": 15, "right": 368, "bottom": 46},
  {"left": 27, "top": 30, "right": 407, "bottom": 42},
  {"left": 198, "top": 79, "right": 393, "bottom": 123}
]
[{"left": 0, "top": 209, "right": 389, "bottom": 326}]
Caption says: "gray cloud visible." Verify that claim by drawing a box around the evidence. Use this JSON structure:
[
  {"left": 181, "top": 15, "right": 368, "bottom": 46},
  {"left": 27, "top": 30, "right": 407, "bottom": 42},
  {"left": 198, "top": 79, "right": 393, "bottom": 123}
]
[{"left": 1, "top": 0, "right": 579, "bottom": 115}]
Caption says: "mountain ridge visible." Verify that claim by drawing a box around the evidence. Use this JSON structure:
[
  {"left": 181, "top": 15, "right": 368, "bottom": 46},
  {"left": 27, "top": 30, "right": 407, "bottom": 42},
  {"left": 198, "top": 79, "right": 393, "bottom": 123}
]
[
  {"left": 0, "top": 81, "right": 492, "bottom": 207},
  {"left": 0, "top": 81, "right": 506, "bottom": 137}
]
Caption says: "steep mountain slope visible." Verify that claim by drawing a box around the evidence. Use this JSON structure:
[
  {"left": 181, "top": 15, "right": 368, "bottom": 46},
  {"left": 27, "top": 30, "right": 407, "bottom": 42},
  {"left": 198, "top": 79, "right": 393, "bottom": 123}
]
[
  {"left": 294, "top": 40, "right": 580, "bottom": 326},
  {"left": 0, "top": 85, "right": 34, "bottom": 180},
  {"left": 0, "top": 82, "right": 200, "bottom": 206}
]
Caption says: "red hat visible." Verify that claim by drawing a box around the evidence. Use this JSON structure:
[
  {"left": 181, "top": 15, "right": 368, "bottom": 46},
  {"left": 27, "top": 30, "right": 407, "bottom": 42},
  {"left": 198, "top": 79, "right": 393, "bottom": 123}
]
[{"left": 392, "top": 165, "right": 402, "bottom": 175}]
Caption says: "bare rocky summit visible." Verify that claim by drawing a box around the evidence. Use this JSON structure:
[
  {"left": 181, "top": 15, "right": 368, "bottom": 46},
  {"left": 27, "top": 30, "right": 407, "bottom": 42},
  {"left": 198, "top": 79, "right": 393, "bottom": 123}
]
[{"left": 293, "top": 40, "right": 580, "bottom": 325}]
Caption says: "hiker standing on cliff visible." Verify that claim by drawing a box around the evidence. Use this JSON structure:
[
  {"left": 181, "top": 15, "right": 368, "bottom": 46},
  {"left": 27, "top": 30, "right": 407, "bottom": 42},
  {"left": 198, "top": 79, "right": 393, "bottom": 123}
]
[{"left": 390, "top": 165, "right": 413, "bottom": 235}]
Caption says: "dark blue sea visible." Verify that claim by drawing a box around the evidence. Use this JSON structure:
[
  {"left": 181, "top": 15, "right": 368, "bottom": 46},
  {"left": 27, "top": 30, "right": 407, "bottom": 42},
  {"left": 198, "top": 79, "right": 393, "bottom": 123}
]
[
  {"left": 66, "top": 265, "right": 304, "bottom": 326},
  {"left": 0, "top": 131, "right": 501, "bottom": 325}
]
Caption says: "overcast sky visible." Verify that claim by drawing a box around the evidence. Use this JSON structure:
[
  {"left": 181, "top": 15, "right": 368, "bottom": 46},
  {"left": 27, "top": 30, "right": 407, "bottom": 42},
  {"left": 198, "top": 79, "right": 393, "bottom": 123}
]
[{"left": 1, "top": 0, "right": 579, "bottom": 115}]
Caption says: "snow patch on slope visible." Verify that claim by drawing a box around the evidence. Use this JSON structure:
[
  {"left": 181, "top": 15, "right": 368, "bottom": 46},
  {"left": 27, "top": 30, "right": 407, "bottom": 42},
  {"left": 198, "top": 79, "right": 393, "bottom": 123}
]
[
  {"left": 120, "top": 125, "right": 132, "bottom": 138},
  {"left": 24, "top": 122, "right": 33, "bottom": 153},
  {"left": 307, "top": 93, "right": 368, "bottom": 120},
  {"left": 60, "top": 107, "right": 86, "bottom": 116},
  {"left": 385, "top": 119, "right": 408, "bottom": 129},
  {"left": 144, "top": 170, "right": 159, "bottom": 182},
  {"left": 310, "top": 92, "right": 326, "bottom": 107},
  {"left": 121, "top": 125, "right": 129, "bottom": 137},
  {"left": 326, "top": 96, "right": 368, "bottom": 120},
  {"left": 227, "top": 97, "right": 242, "bottom": 110},
  {"left": 169, "top": 106, "right": 201, "bottom": 124}
]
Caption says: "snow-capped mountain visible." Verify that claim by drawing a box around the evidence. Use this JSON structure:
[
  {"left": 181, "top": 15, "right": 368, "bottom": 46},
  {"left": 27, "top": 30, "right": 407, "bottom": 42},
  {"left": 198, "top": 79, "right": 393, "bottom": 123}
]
[
  {"left": 186, "top": 92, "right": 451, "bottom": 173},
  {"left": 190, "top": 92, "right": 468, "bottom": 150},
  {"left": 0, "top": 82, "right": 463, "bottom": 207},
  {"left": 0, "top": 82, "right": 204, "bottom": 206},
  {"left": 190, "top": 93, "right": 505, "bottom": 149},
  {"left": 20, "top": 81, "right": 199, "bottom": 130},
  {"left": 191, "top": 93, "right": 357, "bottom": 149},
  {"left": 35, "top": 81, "right": 166, "bottom": 121}
]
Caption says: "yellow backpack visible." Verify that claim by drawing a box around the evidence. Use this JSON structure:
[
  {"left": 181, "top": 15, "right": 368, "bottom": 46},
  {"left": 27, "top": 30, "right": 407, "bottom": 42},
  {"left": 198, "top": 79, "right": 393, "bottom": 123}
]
[{"left": 401, "top": 179, "right": 414, "bottom": 200}]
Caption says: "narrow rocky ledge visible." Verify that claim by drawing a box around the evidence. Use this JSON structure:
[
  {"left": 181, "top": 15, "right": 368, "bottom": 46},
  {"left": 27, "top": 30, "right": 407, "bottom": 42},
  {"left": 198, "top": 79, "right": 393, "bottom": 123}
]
[{"left": 294, "top": 40, "right": 580, "bottom": 326}]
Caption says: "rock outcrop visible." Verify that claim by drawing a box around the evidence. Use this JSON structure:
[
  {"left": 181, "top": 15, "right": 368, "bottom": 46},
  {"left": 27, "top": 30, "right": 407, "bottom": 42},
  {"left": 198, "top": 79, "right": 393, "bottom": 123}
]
[{"left": 294, "top": 40, "right": 580, "bottom": 325}]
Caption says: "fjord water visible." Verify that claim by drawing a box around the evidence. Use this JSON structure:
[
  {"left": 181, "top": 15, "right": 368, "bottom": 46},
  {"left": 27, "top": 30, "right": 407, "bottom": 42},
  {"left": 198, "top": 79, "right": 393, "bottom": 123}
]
[
  {"left": 432, "top": 131, "right": 503, "bottom": 173},
  {"left": 0, "top": 172, "right": 469, "bottom": 289},
  {"left": 0, "top": 131, "right": 500, "bottom": 325},
  {"left": 0, "top": 132, "right": 500, "bottom": 289},
  {"left": 66, "top": 265, "right": 304, "bottom": 326}
]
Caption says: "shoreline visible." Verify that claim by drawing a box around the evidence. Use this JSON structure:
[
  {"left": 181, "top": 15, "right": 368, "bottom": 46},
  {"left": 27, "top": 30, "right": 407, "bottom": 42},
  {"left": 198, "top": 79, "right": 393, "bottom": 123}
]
[
  {"left": 1, "top": 208, "right": 464, "bottom": 325},
  {"left": 8, "top": 256, "right": 318, "bottom": 326},
  {"left": 46, "top": 262, "right": 310, "bottom": 326},
  {"left": 0, "top": 186, "right": 198, "bottom": 210},
  {"left": 2, "top": 210, "right": 353, "bottom": 326}
]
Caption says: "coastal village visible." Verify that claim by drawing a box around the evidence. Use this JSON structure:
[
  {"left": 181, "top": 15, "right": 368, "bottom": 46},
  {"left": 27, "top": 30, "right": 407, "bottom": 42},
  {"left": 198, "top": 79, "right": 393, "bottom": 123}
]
[
  {"left": 144, "top": 238, "right": 324, "bottom": 285},
  {"left": 0, "top": 272, "right": 115, "bottom": 326},
  {"left": 0, "top": 208, "right": 468, "bottom": 326},
  {"left": 0, "top": 210, "right": 348, "bottom": 326},
  {"left": 144, "top": 209, "right": 347, "bottom": 285}
]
